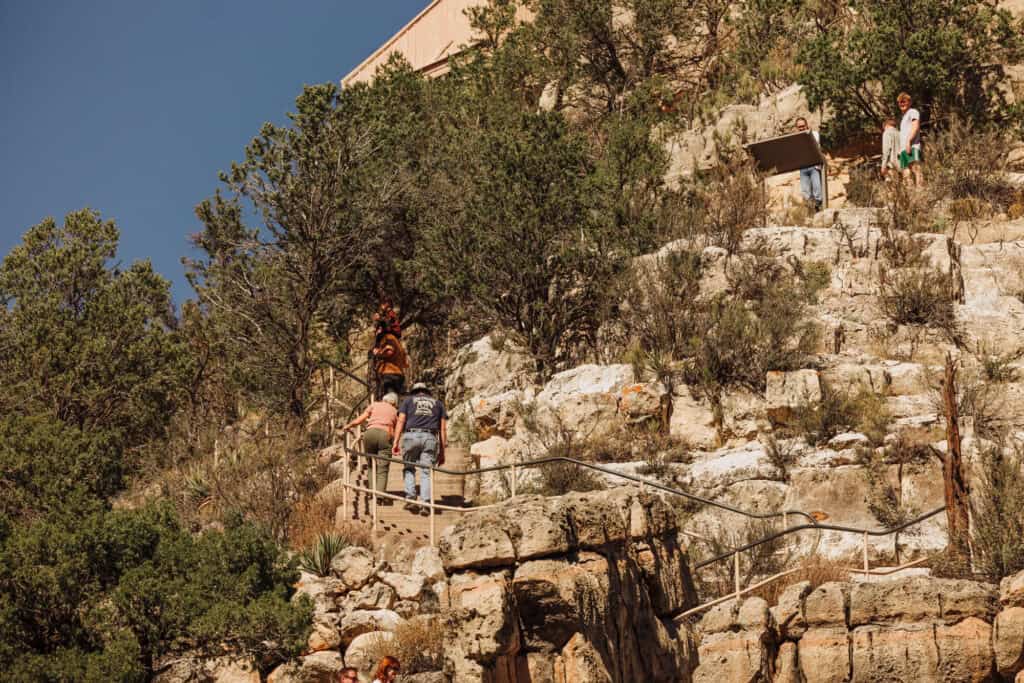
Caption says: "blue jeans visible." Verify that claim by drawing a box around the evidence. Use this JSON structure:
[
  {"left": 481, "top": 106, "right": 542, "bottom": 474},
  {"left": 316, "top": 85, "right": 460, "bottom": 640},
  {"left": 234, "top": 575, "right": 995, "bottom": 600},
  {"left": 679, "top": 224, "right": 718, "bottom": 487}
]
[
  {"left": 799, "top": 166, "right": 822, "bottom": 205},
  {"left": 402, "top": 431, "right": 437, "bottom": 501}
]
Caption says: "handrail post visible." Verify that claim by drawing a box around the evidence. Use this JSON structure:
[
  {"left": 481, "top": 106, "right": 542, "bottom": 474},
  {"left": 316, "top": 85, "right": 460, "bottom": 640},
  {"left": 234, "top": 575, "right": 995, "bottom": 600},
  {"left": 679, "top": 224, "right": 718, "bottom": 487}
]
[
  {"left": 429, "top": 466, "right": 436, "bottom": 547},
  {"left": 371, "top": 457, "right": 378, "bottom": 535},
  {"left": 734, "top": 551, "right": 741, "bottom": 600},
  {"left": 510, "top": 463, "right": 517, "bottom": 500},
  {"left": 862, "top": 531, "right": 869, "bottom": 573},
  {"left": 342, "top": 433, "right": 350, "bottom": 519}
]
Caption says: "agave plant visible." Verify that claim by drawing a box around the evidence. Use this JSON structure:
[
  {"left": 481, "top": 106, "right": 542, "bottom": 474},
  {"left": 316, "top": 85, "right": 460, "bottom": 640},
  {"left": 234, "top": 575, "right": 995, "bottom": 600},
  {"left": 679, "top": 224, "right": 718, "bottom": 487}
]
[{"left": 298, "top": 533, "right": 348, "bottom": 577}]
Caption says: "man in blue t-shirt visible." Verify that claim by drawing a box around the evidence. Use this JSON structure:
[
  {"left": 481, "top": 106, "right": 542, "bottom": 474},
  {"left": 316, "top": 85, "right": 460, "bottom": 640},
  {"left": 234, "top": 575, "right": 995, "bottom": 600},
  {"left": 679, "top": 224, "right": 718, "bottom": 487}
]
[{"left": 391, "top": 382, "right": 448, "bottom": 512}]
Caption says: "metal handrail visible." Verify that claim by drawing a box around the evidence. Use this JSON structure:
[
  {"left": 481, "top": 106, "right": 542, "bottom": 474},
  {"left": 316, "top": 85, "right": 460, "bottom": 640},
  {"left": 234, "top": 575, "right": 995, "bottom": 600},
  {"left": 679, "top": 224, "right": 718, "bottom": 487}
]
[
  {"left": 341, "top": 444, "right": 821, "bottom": 526},
  {"left": 336, "top": 437, "right": 949, "bottom": 610},
  {"left": 692, "top": 506, "right": 946, "bottom": 570}
]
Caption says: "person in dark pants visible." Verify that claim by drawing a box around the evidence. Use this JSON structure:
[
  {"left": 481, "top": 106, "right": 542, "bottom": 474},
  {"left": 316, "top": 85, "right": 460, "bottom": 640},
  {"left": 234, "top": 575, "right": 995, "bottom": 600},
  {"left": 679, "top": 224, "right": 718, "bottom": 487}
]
[{"left": 391, "top": 382, "right": 448, "bottom": 514}]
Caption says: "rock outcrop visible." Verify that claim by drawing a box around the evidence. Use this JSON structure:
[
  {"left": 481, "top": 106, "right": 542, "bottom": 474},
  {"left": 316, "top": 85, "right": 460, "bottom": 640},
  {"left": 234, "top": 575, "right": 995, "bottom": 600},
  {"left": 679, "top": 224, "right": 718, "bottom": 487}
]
[
  {"left": 266, "top": 546, "right": 447, "bottom": 682},
  {"left": 438, "top": 486, "right": 698, "bottom": 682},
  {"left": 689, "top": 572, "right": 1024, "bottom": 682}
]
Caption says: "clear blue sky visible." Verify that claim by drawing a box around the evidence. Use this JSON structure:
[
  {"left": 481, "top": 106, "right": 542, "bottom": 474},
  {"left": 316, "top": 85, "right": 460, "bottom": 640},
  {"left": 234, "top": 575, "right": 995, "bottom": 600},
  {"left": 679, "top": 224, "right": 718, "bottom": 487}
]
[{"left": 0, "top": 0, "right": 426, "bottom": 304}]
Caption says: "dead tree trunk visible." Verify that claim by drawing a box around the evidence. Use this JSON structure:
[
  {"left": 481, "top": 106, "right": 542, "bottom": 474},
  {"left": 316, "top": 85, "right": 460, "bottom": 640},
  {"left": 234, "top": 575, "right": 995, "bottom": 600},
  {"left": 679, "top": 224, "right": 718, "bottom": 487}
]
[{"left": 942, "top": 352, "right": 971, "bottom": 556}]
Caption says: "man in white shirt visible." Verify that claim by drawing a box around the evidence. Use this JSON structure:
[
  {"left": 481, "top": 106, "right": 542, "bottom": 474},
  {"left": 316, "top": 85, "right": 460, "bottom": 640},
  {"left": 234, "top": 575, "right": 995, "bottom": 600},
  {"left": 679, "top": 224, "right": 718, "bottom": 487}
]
[
  {"left": 897, "top": 92, "right": 924, "bottom": 187},
  {"left": 796, "top": 117, "right": 823, "bottom": 211}
]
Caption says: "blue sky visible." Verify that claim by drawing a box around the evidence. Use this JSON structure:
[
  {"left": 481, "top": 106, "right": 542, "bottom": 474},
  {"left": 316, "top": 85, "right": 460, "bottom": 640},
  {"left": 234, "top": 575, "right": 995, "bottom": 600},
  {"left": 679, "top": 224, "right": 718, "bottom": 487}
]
[{"left": 0, "top": 0, "right": 426, "bottom": 304}]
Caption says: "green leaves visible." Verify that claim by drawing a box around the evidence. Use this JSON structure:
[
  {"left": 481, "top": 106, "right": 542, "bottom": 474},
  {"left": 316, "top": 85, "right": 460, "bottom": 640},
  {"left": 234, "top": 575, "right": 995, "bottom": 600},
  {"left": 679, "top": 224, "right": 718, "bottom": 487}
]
[
  {"left": 796, "top": 0, "right": 1023, "bottom": 140},
  {"left": 0, "top": 209, "right": 188, "bottom": 452},
  {"left": 0, "top": 504, "right": 309, "bottom": 677}
]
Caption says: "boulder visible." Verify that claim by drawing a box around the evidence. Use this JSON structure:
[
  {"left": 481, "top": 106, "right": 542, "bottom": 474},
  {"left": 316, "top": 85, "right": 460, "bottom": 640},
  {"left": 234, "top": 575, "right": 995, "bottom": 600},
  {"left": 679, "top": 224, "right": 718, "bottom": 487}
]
[
  {"left": 693, "top": 597, "right": 774, "bottom": 683},
  {"left": 445, "top": 334, "right": 533, "bottom": 404},
  {"left": 995, "top": 606, "right": 1024, "bottom": 678},
  {"left": 535, "top": 364, "right": 634, "bottom": 438},
  {"left": 307, "top": 618, "right": 341, "bottom": 653},
  {"left": 804, "top": 583, "right": 849, "bottom": 628},
  {"left": 556, "top": 633, "right": 613, "bottom": 683},
  {"left": 1002, "top": 569, "right": 1024, "bottom": 607},
  {"left": 719, "top": 389, "right": 768, "bottom": 441},
  {"left": 337, "top": 609, "right": 404, "bottom": 646},
  {"left": 469, "top": 436, "right": 515, "bottom": 498},
  {"left": 849, "top": 623, "right": 942, "bottom": 681},
  {"left": 293, "top": 572, "right": 347, "bottom": 618},
  {"left": 438, "top": 508, "right": 518, "bottom": 571},
  {"left": 441, "top": 488, "right": 684, "bottom": 571},
  {"left": 340, "top": 582, "right": 395, "bottom": 612},
  {"left": 208, "top": 659, "right": 260, "bottom": 683},
  {"left": 513, "top": 556, "right": 606, "bottom": 651},
  {"left": 267, "top": 652, "right": 345, "bottom": 683},
  {"left": 849, "top": 576, "right": 941, "bottom": 626},
  {"left": 469, "top": 389, "right": 522, "bottom": 439},
  {"left": 618, "top": 381, "right": 668, "bottom": 420},
  {"left": 379, "top": 571, "right": 425, "bottom": 601},
  {"left": 329, "top": 547, "right": 376, "bottom": 591},
  {"left": 771, "top": 581, "right": 812, "bottom": 640},
  {"left": 766, "top": 369, "right": 822, "bottom": 425},
  {"left": 441, "top": 486, "right": 696, "bottom": 681},
  {"left": 682, "top": 443, "right": 776, "bottom": 498},
  {"left": 153, "top": 655, "right": 260, "bottom": 683},
  {"left": 670, "top": 385, "right": 719, "bottom": 449},
  {"left": 411, "top": 545, "right": 445, "bottom": 583},
  {"left": 798, "top": 627, "right": 851, "bottom": 683},
  {"left": 774, "top": 641, "right": 801, "bottom": 683},
  {"left": 343, "top": 630, "right": 393, "bottom": 676},
  {"left": 443, "top": 570, "right": 521, "bottom": 681}
]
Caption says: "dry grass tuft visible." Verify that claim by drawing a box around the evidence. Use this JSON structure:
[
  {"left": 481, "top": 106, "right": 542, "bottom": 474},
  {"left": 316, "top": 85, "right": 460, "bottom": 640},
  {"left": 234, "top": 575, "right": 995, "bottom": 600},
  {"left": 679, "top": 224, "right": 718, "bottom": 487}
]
[
  {"left": 362, "top": 616, "right": 444, "bottom": 675},
  {"left": 752, "top": 555, "right": 851, "bottom": 606}
]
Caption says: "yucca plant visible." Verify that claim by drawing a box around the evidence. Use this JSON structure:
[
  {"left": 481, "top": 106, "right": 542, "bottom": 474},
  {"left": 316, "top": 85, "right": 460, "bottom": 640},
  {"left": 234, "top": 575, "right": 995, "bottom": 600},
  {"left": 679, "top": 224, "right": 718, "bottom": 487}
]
[
  {"left": 297, "top": 532, "right": 348, "bottom": 577},
  {"left": 184, "top": 466, "right": 211, "bottom": 505}
]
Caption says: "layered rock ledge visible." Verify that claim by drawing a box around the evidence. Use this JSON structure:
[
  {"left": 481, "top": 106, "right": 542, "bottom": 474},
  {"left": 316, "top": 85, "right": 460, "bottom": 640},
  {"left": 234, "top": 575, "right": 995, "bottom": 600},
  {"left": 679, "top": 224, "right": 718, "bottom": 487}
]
[{"left": 438, "top": 486, "right": 699, "bottom": 682}]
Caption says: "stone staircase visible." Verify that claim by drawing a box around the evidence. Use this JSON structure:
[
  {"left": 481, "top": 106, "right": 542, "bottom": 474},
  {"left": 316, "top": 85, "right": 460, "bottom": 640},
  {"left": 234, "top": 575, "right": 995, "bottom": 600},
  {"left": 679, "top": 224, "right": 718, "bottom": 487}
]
[{"left": 338, "top": 446, "right": 470, "bottom": 545}]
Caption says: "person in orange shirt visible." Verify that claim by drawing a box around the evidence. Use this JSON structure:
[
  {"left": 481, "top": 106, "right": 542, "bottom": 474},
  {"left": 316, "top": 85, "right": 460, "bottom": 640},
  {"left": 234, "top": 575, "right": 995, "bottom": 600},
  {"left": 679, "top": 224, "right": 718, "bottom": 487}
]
[{"left": 371, "top": 302, "right": 408, "bottom": 398}]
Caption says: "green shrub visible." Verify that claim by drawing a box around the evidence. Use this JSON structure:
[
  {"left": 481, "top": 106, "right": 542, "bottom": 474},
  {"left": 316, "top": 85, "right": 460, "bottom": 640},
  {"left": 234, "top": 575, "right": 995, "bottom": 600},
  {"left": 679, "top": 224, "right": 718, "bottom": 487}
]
[
  {"left": 859, "top": 448, "right": 919, "bottom": 529},
  {"left": 528, "top": 460, "right": 607, "bottom": 496},
  {"left": 0, "top": 504, "right": 311, "bottom": 678},
  {"left": 686, "top": 291, "right": 820, "bottom": 396},
  {"left": 695, "top": 140, "right": 767, "bottom": 254},
  {"left": 764, "top": 435, "right": 801, "bottom": 480},
  {"left": 971, "top": 442, "right": 1024, "bottom": 581},
  {"left": 622, "top": 249, "right": 704, "bottom": 363},
  {"left": 793, "top": 388, "right": 890, "bottom": 446},
  {"left": 977, "top": 343, "right": 1022, "bottom": 383},
  {"left": 879, "top": 264, "right": 958, "bottom": 334}
]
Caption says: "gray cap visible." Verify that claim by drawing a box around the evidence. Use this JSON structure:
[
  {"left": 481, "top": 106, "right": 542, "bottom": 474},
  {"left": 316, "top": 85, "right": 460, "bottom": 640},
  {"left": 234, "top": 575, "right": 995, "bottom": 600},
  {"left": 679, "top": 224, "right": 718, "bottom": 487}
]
[{"left": 410, "top": 382, "right": 429, "bottom": 393}]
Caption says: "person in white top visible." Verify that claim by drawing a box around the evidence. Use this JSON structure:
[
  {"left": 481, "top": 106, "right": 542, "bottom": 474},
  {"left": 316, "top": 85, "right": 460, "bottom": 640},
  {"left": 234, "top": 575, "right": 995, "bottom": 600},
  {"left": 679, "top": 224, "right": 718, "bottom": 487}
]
[
  {"left": 795, "top": 117, "right": 823, "bottom": 211},
  {"left": 897, "top": 92, "right": 924, "bottom": 187}
]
